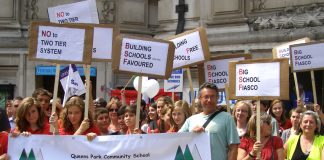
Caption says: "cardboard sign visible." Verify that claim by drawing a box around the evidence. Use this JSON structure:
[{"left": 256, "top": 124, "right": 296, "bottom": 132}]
[
  {"left": 112, "top": 35, "right": 175, "bottom": 79},
  {"left": 272, "top": 37, "right": 310, "bottom": 63},
  {"left": 48, "top": 0, "right": 99, "bottom": 24},
  {"left": 290, "top": 41, "right": 324, "bottom": 72},
  {"left": 197, "top": 54, "right": 251, "bottom": 90},
  {"left": 91, "top": 24, "right": 119, "bottom": 61},
  {"left": 167, "top": 27, "right": 210, "bottom": 69},
  {"left": 28, "top": 21, "right": 93, "bottom": 64},
  {"left": 164, "top": 69, "right": 183, "bottom": 92},
  {"left": 228, "top": 58, "right": 289, "bottom": 100}
]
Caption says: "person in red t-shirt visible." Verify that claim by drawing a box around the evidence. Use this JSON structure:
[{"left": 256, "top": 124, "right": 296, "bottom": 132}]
[
  {"left": 14, "top": 97, "right": 51, "bottom": 135},
  {"left": 237, "top": 114, "right": 284, "bottom": 160},
  {"left": 59, "top": 96, "right": 100, "bottom": 140},
  {"left": 269, "top": 100, "right": 292, "bottom": 136},
  {"left": 0, "top": 130, "right": 9, "bottom": 160}
]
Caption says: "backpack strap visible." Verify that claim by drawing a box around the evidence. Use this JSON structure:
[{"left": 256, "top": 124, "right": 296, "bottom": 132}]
[{"left": 202, "top": 110, "right": 223, "bottom": 128}]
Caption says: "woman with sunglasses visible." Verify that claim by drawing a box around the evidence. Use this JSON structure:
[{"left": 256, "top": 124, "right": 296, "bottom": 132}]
[
  {"left": 284, "top": 110, "right": 324, "bottom": 160},
  {"left": 237, "top": 114, "right": 284, "bottom": 160},
  {"left": 106, "top": 101, "right": 121, "bottom": 134}
]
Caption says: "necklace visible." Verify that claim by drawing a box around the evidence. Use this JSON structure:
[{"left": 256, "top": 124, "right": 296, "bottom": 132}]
[{"left": 302, "top": 136, "right": 314, "bottom": 155}]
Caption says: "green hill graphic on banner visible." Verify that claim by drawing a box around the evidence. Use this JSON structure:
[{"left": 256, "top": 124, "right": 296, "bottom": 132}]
[
  {"left": 174, "top": 145, "right": 195, "bottom": 160},
  {"left": 19, "top": 148, "right": 36, "bottom": 160}
]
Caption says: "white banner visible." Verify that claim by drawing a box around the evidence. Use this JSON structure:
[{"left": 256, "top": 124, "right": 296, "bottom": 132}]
[
  {"left": 235, "top": 62, "right": 280, "bottom": 97},
  {"left": 92, "top": 27, "right": 114, "bottom": 60},
  {"left": 290, "top": 42, "right": 324, "bottom": 71},
  {"left": 8, "top": 133, "right": 211, "bottom": 160},
  {"left": 119, "top": 38, "right": 169, "bottom": 76},
  {"left": 36, "top": 26, "right": 86, "bottom": 62},
  {"left": 171, "top": 31, "right": 205, "bottom": 69},
  {"left": 48, "top": 0, "right": 99, "bottom": 24},
  {"left": 164, "top": 69, "right": 183, "bottom": 92},
  {"left": 204, "top": 57, "right": 244, "bottom": 89}
]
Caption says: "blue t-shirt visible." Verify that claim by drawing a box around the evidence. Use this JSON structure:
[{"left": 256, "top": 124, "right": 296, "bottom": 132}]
[{"left": 178, "top": 111, "right": 240, "bottom": 160}]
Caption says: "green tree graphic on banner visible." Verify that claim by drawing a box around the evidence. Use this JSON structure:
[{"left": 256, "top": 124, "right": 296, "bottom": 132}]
[
  {"left": 19, "top": 148, "right": 36, "bottom": 160},
  {"left": 174, "top": 145, "right": 194, "bottom": 160}
]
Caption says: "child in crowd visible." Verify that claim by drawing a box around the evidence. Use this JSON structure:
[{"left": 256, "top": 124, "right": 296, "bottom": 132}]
[{"left": 168, "top": 100, "right": 192, "bottom": 132}]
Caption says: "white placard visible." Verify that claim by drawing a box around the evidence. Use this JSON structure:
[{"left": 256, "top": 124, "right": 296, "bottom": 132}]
[
  {"left": 171, "top": 31, "right": 205, "bottom": 69},
  {"left": 119, "top": 38, "right": 169, "bottom": 76},
  {"left": 36, "top": 26, "right": 85, "bottom": 62},
  {"left": 235, "top": 62, "right": 280, "bottom": 97},
  {"left": 92, "top": 27, "right": 113, "bottom": 60},
  {"left": 290, "top": 42, "right": 324, "bottom": 71},
  {"left": 8, "top": 133, "right": 211, "bottom": 160},
  {"left": 48, "top": 0, "right": 99, "bottom": 24},
  {"left": 164, "top": 69, "right": 183, "bottom": 92},
  {"left": 204, "top": 57, "right": 244, "bottom": 89},
  {"left": 273, "top": 38, "right": 309, "bottom": 64}
]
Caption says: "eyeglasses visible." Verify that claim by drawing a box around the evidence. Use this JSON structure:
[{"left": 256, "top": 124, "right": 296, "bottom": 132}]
[
  {"left": 109, "top": 108, "right": 118, "bottom": 112},
  {"left": 201, "top": 95, "right": 217, "bottom": 100}
]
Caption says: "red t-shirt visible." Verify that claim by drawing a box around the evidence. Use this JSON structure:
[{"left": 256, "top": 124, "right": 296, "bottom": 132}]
[
  {"left": 59, "top": 125, "right": 100, "bottom": 135},
  {"left": 278, "top": 119, "right": 292, "bottom": 133},
  {"left": 239, "top": 136, "right": 283, "bottom": 160},
  {"left": 26, "top": 123, "right": 51, "bottom": 135},
  {"left": 0, "top": 132, "right": 8, "bottom": 155}
]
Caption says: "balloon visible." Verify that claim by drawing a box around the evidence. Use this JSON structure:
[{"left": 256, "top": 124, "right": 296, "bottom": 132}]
[
  {"left": 142, "top": 79, "right": 160, "bottom": 98},
  {"left": 133, "top": 76, "right": 160, "bottom": 98},
  {"left": 133, "top": 76, "right": 148, "bottom": 91}
]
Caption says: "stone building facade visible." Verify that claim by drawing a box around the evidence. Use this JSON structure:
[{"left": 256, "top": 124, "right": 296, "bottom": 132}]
[{"left": 0, "top": 0, "right": 323, "bottom": 106}]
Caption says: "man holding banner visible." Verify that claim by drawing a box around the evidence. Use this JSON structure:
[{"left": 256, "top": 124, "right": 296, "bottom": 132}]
[{"left": 179, "top": 82, "right": 240, "bottom": 160}]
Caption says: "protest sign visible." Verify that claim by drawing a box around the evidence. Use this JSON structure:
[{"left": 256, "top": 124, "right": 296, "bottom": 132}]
[
  {"left": 290, "top": 41, "right": 324, "bottom": 72},
  {"left": 164, "top": 69, "right": 183, "bottom": 92},
  {"left": 28, "top": 21, "right": 93, "bottom": 64},
  {"left": 272, "top": 37, "right": 310, "bottom": 63},
  {"left": 8, "top": 133, "right": 211, "bottom": 160},
  {"left": 112, "top": 35, "right": 175, "bottom": 79},
  {"left": 167, "top": 27, "right": 210, "bottom": 69},
  {"left": 197, "top": 54, "right": 251, "bottom": 90},
  {"left": 228, "top": 58, "right": 289, "bottom": 100},
  {"left": 91, "top": 24, "right": 119, "bottom": 61},
  {"left": 48, "top": 0, "right": 99, "bottom": 24}
]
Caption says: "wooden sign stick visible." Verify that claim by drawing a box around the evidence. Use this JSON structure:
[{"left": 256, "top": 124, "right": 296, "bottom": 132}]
[
  {"left": 310, "top": 70, "right": 318, "bottom": 104},
  {"left": 50, "top": 64, "right": 60, "bottom": 133},
  {"left": 186, "top": 68, "right": 196, "bottom": 109},
  {"left": 122, "top": 75, "right": 135, "bottom": 91},
  {"left": 225, "top": 83, "right": 231, "bottom": 113},
  {"left": 256, "top": 99, "right": 261, "bottom": 160},
  {"left": 135, "top": 76, "right": 143, "bottom": 129},
  {"left": 84, "top": 65, "right": 91, "bottom": 120},
  {"left": 172, "top": 92, "right": 175, "bottom": 103},
  {"left": 293, "top": 72, "right": 300, "bottom": 101}
]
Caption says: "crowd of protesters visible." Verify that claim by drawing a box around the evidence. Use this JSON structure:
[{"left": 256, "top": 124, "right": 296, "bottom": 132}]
[{"left": 1, "top": 82, "right": 324, "bottom": 160}]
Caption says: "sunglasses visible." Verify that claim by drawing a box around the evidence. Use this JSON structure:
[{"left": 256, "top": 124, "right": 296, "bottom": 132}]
[{"left": 109, "top": 108, "right": 118, "bottom": 112}]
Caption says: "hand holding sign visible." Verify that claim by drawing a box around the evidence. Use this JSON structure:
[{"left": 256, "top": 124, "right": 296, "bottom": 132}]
[{"left": 133, "top": 76, "right": 160, "bottom": 98}]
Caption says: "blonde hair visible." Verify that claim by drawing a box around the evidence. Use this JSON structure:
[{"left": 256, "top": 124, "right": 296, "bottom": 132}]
[
  {"left": 169, "top": 100, "right": 192, "bottom": 131},
  {"left": 232, "top": 101, "right": 252, "bottom": 125},
  {"left": 245, "top": 114, "right": 272, "bottom": 139}
]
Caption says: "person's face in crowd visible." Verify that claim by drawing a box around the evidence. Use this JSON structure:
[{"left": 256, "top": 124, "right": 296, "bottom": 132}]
[
  {"left": 200, "top": 88, "right": 218, "bottom": 114},
  {"left": 68, "top": 105, "right": 82, "bottom": 127},
  {"left": 118, "top": 114, "right": 127, "bottom": 130},
  {"left": 156, "top": 101, "right": 165, "bottom": 118},
  {"left": 172, "top": 108, "right": 185, "bottom": 126},
  {"left": 37, "top": 95, "right": 51, "bottom": 115},
  {"left": 124, "top": 112, "right": 136, "bottom": 128},
  {"left": 300, "top": 115, "right": 317, "bottom": 134},
  {"left": 6, "top": 100, "right": 14, "bottom": 118},
  {"left": 163, "top": 109, "right": 171, "bottom": 124},
  {"left": 148, "top": 106, "right": 157, "bottom": 120},
  {"left": 272, "top": 103, "right": 283, "bottom": 119},
  {"left": 96, "top": 113, "right": 110, "bottom": 130},
  {"left": 290, "top": 111, "right": 301, "bottom": 128},
  {"left": 235, "top": 104, "right": 249, "bottom": 123},
  {"left": 108, "top": 104, "right": 119, "bottom": 121},
  {"left": 25, "top": 105, "right": 39, "bottom": 126},
  {"left": 252, "top": 102, "right": 267, "bottom": 114},
  {"left": 129, "top": 100, "right": 135, "bottom": 106},
  {"left": 260, "top": 120, "right": 272, "bottom": 137}
]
